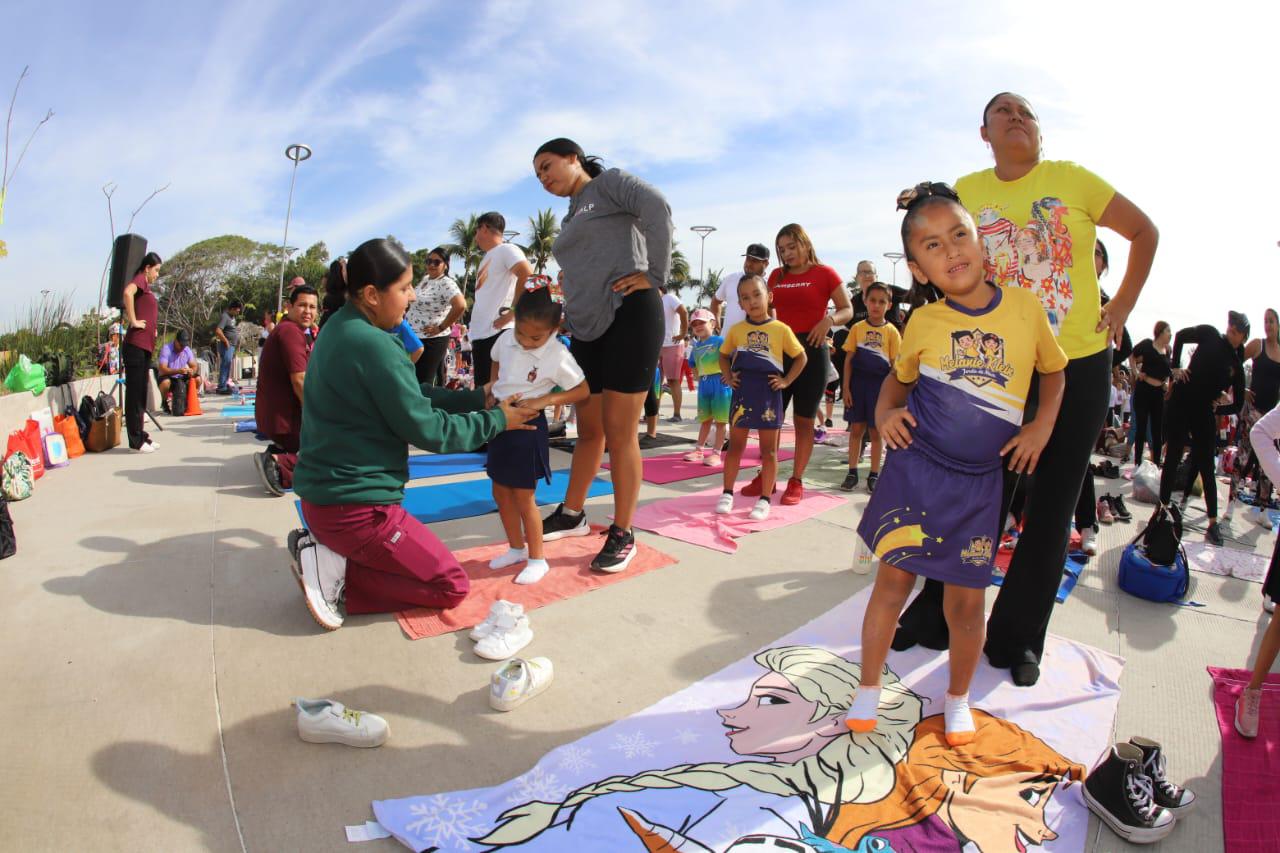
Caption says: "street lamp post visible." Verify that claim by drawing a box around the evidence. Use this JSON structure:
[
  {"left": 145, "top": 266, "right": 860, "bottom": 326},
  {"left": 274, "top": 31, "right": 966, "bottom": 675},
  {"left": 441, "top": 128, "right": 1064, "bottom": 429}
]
[
  {"left": 276, "top": 143, "right": 313, "bottom": 314},
  {"left": 883, "top": 251, "right": 905, "bottom": 287},
  {"left": 690, "top": 225, "right": 717, "bottom": 290},
  {"left": 503, "top": 230, "right": 520, "bottom": 243}
]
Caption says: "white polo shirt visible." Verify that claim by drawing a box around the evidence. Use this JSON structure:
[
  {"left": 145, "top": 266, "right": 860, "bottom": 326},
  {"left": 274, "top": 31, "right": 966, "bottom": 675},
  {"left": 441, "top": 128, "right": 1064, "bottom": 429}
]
[{"left": 490, "top": 330, "right": 586, "bottom": 402}]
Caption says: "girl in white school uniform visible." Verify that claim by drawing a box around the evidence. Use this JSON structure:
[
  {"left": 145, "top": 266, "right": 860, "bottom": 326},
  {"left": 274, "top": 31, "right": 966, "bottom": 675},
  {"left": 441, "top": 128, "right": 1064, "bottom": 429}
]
[{"left": 486, "top": 286, "right": 590, "bottom": 583}]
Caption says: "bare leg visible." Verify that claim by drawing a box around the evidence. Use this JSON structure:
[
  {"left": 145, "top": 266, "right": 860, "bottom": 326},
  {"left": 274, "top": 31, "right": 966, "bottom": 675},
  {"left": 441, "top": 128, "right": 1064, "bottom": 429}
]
[
  {"left": 847, "top": 423, "right": 867, "bottom": 468},
  {"left": 563, "top": 393, "right": 604, "bottom": 513},
  {"left": 758, "top": 428, "right": 781, "bottom": 496},
  {"left": 943, "top": 585, "right": 986, "bottom": 696},
  {"left": 696, "top": 419, "right": 711, "bottom": 449},
  {"left": 645, "top": 415, "right": 657, "bottom": 438},
  {"left": 868, "top": 427, "right": 883, "bottom": 474},
  {"left": 792, "top": 415, "right": 816, "bottom": 480},
  {"left": 602, "top": 388, "right": 648, "bottom": 529},
  {"left": 1248, "top": 612, "right": 1280, "bottom": 690},
  {"left": 713, "top": 421, "right": 727, "bottom": 451},
  {"left": 859, "top": 563, "right": 918, "bottom": 687},
  {"left": 723, "top": 426, "right": 750, "bottom": 491},
  {"left": 668, "top": 380, "right": 683, "bottom": 419},
  {"left": 493, "top": 484, "right": 525, "bottom": 549},
  {"left": 518, "top": 490, "right": 543, "bottom": 559}
]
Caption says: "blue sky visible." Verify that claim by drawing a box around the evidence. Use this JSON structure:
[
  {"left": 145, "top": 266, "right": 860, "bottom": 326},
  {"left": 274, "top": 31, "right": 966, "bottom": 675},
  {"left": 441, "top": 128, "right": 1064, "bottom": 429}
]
[{"left": 1, "top": 1, "right": 1275, "bottom": 342}]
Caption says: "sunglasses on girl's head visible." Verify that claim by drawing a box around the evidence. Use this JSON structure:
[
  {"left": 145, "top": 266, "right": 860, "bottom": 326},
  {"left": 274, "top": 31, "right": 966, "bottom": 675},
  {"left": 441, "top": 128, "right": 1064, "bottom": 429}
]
[{"left": 896, "top": 181, "right": 960, "bottom": 211}]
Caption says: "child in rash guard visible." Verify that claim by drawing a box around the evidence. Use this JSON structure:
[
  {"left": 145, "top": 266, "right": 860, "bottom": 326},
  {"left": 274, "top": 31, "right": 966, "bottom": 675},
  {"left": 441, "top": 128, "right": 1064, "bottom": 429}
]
[
  {"left": 485, "top": 286, "right": 590, "bottom": 583},
  {"left": 716, "top": 275, "right": 807, "bottom": 521},
  {"left": 683, "top": 308, "right": 732, "bottom": 466},
  {"left": 845, "top": 182, "right": 1067, "bottom": 746}
]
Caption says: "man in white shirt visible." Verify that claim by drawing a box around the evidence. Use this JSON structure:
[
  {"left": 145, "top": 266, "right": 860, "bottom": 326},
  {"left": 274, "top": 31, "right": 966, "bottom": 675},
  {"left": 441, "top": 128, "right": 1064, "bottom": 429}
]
[
  {"left": 659, "top": 286, "right": 689, "bottom": 421},
  {"left": 470, "top": 211, "right": 534, "bottom": 386},
  {"left": 711, "top": 243, "right": 771, "bottom": 335}
]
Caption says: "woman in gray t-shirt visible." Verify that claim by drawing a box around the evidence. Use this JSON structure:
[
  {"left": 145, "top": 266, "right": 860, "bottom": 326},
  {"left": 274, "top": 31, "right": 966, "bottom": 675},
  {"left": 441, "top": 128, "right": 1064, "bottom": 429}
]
[{"left": 531, "top": 137, "right": 674, "bottom": 573}]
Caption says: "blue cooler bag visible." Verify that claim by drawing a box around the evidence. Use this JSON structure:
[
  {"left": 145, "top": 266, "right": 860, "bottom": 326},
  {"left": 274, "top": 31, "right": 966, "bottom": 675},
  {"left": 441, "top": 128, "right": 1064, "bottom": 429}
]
[{"left": 1118, "top": 542, "right": 1189, "bottom": 603}]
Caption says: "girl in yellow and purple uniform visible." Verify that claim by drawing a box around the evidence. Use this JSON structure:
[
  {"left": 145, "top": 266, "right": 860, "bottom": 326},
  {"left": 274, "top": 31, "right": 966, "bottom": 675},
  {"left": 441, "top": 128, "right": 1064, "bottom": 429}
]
[{"left": 846, "top": 182, "right": 1067, "bottom": 748}]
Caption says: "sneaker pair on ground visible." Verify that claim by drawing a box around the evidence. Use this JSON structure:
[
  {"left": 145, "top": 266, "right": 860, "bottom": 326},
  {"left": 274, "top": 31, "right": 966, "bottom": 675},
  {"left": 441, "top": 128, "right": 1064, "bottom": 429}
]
[
  {"left": 289, "top": 528, "right": 346, "bottom": 631},
  {"left": 541, "top": 505, "right": 637, "bottom": 573},
  {"left": 742, "top": 473, "right": 804, "bottom": 505},
  {"left": 683, "top": 448, "right": 723, "bottom": 467},
  {"left": 839, "top": 470, "right": 878, "bottom": 493},
  {"left": 470, "top": 600, "right": 534, "bottom": 660},
  {"left": 133, "top": 439, "right": 159, "bottom": 454},
  {"left": 295, "top": 697, "right": 388, "bottom": 747},
  {"left": 1245, "top": 504, "right": 1275, "bottom": 531},
  {"left": 1096, "top": 493, "right": 1132, "bottom": 524},
  {"left": 715, "top": 492, "right": 770, "bottom": 520},
  {"left": 489, "top": 656, "right": 554, "bottom": 711},
  {"left": 1084, "top": 737, "right": 1196, "bottom": 844},
  {"left": 254, "top": 450, "right": 285, "bottom": 496}
]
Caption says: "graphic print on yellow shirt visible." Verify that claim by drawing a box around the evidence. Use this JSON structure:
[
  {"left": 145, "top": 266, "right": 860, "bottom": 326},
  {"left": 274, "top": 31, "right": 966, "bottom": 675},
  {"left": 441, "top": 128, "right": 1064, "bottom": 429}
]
[
  {"left": 895, "top": 286, "right": 1068, "bottom": 467},
  {"left": 956, "top": 160, "right": 1116, "bottom": 360},
  {"left": 842, "top": 319, "right": 902, "bottom": 378}
]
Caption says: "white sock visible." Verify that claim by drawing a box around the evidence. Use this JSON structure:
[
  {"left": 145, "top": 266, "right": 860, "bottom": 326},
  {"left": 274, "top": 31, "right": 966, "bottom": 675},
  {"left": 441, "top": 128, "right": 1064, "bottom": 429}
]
[
  {"left": 944, "top": 692, "right": 975, "bottom": 743},
  {"left": 489, "top": 547, "right": 528, "bottom": 570},
  {"left": 848, "top": 686, "right": 881, "bottom": 722},
  {"left": 515, "top": 558, "right": 550, "bottom": 584}
]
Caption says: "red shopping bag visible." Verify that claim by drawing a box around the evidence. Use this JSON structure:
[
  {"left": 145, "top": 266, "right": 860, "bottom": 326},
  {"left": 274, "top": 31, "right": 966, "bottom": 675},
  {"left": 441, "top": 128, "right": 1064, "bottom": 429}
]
[{"left": 5, "top": 420, "right": 46, "bottom": 479}]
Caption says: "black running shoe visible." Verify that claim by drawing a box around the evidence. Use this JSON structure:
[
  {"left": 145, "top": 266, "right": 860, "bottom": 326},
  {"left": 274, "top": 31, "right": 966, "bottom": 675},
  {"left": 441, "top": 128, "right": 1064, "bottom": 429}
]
[
  {"left": 866, "top": 472, "right": 879, "bottom": 493},
  {"left": 254, "top": 451, "right": 285, "bottom": 496},
  {"left": 839, "top": 470, "right": 859, "bottom": 492},
  {"left": 1111, "top": 494, "right": 1132, "bottom": 522},
  {"left": 638, "top": 434, "right": 660, "bottom": 449},
  {"left": 824, "top": 418, "right": 834, "bottom": 428},
  {"left": 591, "top": 524, "right": 636, "bottom": 573},
  {"left": 542, "top": 503, "right": 590, "bottom": 541},
  {"left": 1206, "top": 521, "right": 1224, "bottom": 546}
]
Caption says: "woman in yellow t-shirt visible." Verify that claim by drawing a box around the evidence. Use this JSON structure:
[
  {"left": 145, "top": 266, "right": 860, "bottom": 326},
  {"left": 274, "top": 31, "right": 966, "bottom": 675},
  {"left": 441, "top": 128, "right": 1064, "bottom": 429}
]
[{"left": 894, "top": 92, "right": 1158, "bottom": 688}]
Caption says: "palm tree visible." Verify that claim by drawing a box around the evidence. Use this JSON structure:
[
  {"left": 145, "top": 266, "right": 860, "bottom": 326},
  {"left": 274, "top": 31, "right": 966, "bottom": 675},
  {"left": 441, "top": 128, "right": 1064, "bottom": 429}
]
[
  {"left": 525, "top": 208, "right": 559, "bottom": 273},
  {"left": 669, "top": 243, "right": 691, "bottom": 285},
  {"left": 444, "top": 214, "right": 483, "bottom": 297},
  {"left": 695, "top": 267, "right": 723, "bottom": 307}
]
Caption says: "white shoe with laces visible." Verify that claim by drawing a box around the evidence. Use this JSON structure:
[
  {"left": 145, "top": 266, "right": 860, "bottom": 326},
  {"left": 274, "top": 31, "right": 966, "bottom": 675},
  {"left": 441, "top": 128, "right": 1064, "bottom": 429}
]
[
  {"left": 135, "top": 442, "right": 156, "bottom": 454},
  {"left": 489, "top": 657, "right": 555, "bottom": 711},
  {"left": 469, "top": 600, "right": 524, "bottom": 641},
  {"left": 474, "top": 614, "right": 533, "bottom": 660},
  {"left": 1249, "top": 506, "right": 1275, "bottom": 531},
  {"left": 298, "top": 535, "right": 346, "bottom": 631},
  {"left": 1236, "top": 687, "right": 1262, "bottom": 739},
  {"left": 294, "top": 697, "right": 388, "bottom": 747},
  {"left": 1080, "top": 527, "right": 1098, "bottom": 556}
]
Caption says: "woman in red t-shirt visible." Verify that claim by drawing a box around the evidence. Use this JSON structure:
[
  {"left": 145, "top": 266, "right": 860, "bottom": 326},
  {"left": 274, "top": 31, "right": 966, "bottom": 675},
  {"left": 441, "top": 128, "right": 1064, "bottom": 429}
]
[
  {"left": 122, "top": 251, "right": 163, "bottom": 452},
  {"left": 742, "top": 224, "right": 852, "bottom": 505}
]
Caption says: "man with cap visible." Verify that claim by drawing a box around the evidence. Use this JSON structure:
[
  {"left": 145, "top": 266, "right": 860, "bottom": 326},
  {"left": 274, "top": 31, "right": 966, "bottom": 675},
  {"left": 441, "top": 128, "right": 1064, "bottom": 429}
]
[
  {"left": 712, "top": 243, "right": 771, "bottom": 335},
  {"left": 156, "top": 329, "right": 198, "bottom": 415},
  {"left": 1158, "top": 310, "right": 1250, "bottom": 545}
]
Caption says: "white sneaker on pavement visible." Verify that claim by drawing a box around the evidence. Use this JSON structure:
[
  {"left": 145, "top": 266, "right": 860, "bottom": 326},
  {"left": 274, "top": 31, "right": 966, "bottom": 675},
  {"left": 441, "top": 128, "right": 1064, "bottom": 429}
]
[
  {"left": 1080, "top": 527, "right": 1098, "bottom": 556},
  {"left": 469, "top": 600, "right": 524, "bottom": 641},
  {"left": 474, "top": 614, "right": 533, "bottom": 660},
  {"left": 299, "top": 536, "right": 346, "bottom": 631},
  {"left": 715, "top": 493, "right": 734, "bottom": 514},
  {"left": 1249, "top": 506, "right": 1275, "bottom": 531},
  {"left": 489, "top": 657, "right": 555, "bottom": 711},
  {"left": 295, "top": 697, "right": 388, "bottom": 747}
]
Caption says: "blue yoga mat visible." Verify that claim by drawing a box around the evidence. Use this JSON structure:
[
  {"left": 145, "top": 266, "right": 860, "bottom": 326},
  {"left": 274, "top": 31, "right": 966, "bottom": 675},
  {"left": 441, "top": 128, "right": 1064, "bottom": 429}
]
[
  {"left": 295, "top": 470, "right": 613, "bottom": 526},
  {"left": 234, "top": 419, "right": 258, "bottom": 433},
  {"left": 407, "top": 452, "right": 488, "bottom": 480},
  {"left": 220, "top": 405, "right": 255, "bottom": 417},
  {"left": 991, "top": 552, "right": 1086, "bottom": 604}
]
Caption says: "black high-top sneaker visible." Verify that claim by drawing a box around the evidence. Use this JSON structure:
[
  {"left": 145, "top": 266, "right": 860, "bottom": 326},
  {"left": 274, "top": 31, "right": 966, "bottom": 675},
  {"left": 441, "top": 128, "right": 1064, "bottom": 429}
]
[
  {"left": 1129, "top": 737, "right": 1197, "bottom": 815},
  {"left": 1084, "top": 743, "right": 1176, "bottom": 843}
]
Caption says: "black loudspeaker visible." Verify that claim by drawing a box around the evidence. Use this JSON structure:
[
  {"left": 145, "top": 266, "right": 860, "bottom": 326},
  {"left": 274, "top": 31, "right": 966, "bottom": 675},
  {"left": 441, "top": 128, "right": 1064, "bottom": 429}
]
[{"left": 107, "top": 233, "right": 148, "bottom": 310}]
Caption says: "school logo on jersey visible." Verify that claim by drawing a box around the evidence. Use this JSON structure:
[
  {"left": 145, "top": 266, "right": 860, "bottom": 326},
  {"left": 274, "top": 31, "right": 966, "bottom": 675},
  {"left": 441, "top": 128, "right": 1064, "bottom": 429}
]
[
  {"left": 864, "top": 329, "right": 884, "bottom": 350},
  {"left": 745, "top": 330, "right": 771, "bottom": 353},
  {"left": 939, "top": 328, "right": 1014, "bottom": 388},
  {"left": 961, "top": 535, "right": 994, "bottom": 566},
  {"left": 527, "top": 366, "right": 538, "bottom": 383}
]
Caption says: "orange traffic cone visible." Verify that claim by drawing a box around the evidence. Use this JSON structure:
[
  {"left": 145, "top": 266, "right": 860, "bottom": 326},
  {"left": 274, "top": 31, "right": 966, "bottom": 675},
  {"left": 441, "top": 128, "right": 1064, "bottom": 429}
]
[{"left": 185, "top": 376, "right": 204, "bottom": 415}]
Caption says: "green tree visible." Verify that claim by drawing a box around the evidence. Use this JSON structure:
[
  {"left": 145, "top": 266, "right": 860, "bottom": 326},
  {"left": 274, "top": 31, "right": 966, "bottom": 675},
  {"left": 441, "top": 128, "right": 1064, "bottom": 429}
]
[
  {"left": 669, "top": 243, "right": 691, "bottom": 284},
  {"left": 154, "top": 235, "right": 277, "bottom": 345},
  {"left": 282, "top": 240, "right": 331, "bottom": 290},
  {"left": 444, "top": 214, "right": 483, "bottom": 301},
  {"left": 524, "top": 208, "right": 559, "bottom": 273}
]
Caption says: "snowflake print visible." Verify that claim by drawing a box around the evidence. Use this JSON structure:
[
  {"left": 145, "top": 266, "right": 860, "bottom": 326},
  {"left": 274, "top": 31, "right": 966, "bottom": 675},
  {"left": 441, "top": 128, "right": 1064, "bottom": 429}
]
[
  {"left": 506, "top": 765, "right": 568, "bottom": 805},
  {"left": 675, "top": 728, "right": 701, "bottom": 745},
  {"left": 609, "top": 730, "right": 660, "bottom": 759},
  {"left": 404, "top": 795, "right": 488, "bottom": 850},
  {"left": 556, "top": 744, "right": 596, "bottom": 774}
]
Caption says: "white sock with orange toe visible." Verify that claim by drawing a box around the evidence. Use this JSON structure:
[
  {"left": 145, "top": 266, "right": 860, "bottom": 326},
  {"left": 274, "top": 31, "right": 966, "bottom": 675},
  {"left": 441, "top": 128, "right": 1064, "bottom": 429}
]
[
  {"left": 944, "top": 692, "right": 975, "bottom": 746},
  {"left": 845, "top": 686, "right": 881, "bottom": 733}
]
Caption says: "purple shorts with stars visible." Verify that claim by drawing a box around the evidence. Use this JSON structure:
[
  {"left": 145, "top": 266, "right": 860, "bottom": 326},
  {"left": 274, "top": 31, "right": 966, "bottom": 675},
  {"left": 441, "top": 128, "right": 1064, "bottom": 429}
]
[
  {"left": 855, "top": 440, "right": 1003, "bottom": 588},
  {"left": 729, "top": 370, "right": 784, "bottom": 431}
]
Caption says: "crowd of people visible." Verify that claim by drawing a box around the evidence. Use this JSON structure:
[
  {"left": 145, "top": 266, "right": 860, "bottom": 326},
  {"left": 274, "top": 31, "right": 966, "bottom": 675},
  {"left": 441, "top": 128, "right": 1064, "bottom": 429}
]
[{"left": 148, "top": 91, "right": 1275, "bottom": 841}]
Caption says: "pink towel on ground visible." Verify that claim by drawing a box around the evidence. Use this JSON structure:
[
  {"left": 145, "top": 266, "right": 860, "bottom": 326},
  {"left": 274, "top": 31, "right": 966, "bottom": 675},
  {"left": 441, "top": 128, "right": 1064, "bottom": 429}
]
[
  {"left": 1209, "top": 666, "right": 1280, "bottom": 851},
  {"left": 395, "top": 527, "right": 677, "bottom": 640},
  {"left": 603, "top": 445, "right": 796, "bottom": 485},
  {"left": 628, "top": 484, "right": 846, "bottom": 553}
]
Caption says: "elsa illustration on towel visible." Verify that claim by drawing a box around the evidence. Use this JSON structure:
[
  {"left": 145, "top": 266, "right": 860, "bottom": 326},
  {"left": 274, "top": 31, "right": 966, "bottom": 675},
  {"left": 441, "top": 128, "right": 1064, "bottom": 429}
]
[{"left": 466, "top": 646, "right": 923, "bottom": 852}]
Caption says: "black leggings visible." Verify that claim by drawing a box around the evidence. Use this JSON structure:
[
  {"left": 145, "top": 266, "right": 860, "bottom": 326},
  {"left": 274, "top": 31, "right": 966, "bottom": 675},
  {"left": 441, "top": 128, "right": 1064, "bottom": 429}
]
[
  {"left": 123, "top": 343, "right": 152, "bottom": 449},
  {"left": 415, "top": 337, "right": 450, "bottom": 387},
  {"left": 1132, "top": 382, "right": 1165, "bottom": 465},
  {"left": 1159, "top": 389, "right": 1219, "bottom": 518},
  {"left": 897, "top": 348, "right": 1113, "bottom": 662}
]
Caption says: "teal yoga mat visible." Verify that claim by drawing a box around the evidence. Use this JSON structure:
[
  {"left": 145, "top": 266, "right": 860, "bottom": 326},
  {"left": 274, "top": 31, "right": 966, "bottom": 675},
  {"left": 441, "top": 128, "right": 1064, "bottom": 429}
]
[
  {"left": 407, "top": 452, "right": 487, "bottom": 480},
  {"left": 219, "top": 405, "right": 256, "bottom": 417},
  {"left": 295, "top": 470, "right": 612, "bottom": 525}
]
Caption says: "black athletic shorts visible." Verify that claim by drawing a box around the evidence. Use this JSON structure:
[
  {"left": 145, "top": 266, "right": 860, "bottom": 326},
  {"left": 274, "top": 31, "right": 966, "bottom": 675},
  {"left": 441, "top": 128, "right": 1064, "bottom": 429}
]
[
  {"left": 782, "top": 338, "right": 830, "bottom": 420},
  {"left": 569, "top": 287, "right": 663, "bottom": 394}
]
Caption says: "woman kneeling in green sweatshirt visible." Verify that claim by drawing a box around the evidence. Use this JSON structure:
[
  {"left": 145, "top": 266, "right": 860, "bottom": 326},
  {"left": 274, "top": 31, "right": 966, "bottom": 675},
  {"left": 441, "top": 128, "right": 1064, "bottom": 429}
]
[{"left": 290, "top": 238, "right": 537, "bottom": 630}]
